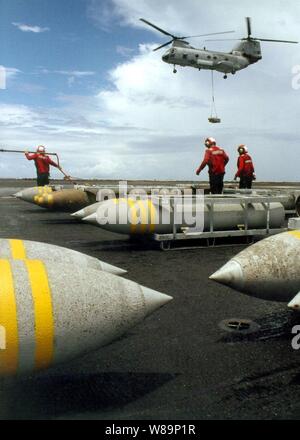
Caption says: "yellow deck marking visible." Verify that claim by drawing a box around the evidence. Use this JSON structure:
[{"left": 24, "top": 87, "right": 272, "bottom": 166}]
[
  {"left": 0, "top": 260, "right": 19, "bottom": 375},
  {"left": 25, "top": 260, "right": 54, "bottom": 370},
  {"left": 9, "top": 240, "right": 27, "bottom": 260}
]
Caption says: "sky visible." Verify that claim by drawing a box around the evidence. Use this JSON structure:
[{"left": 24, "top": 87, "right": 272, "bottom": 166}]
[{"left": 0, "top": 0, "right": 299, "bottom": 181}]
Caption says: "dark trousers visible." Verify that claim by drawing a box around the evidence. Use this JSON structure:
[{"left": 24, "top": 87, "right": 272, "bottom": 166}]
[
  {"left": 239, "top": 175, "right": 253, "bottom": 189},
  {"left": 37, "top": 173, "right": 50, "bottom": 187},
  {"left": 209, "top": 173, "right": 225, "bottom": 194}
]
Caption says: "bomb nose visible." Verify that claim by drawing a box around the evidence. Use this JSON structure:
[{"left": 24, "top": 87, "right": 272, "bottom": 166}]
[
  {"left": 288, "top": 292, "right": 300, "bottom": 310},
  {"left": 141, "top": 286, "right": 173, "bottom": 316},
  {"left": 209, "top": 260, "right": 244, "bottom": 289}
]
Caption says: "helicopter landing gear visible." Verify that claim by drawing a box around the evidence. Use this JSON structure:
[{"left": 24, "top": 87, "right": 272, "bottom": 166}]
[
  {"left": 223, "top": 74, "right": 228, "bottom": 79},
  {"left": 173, "top": 65, "right": 177, "bottom": 73}
]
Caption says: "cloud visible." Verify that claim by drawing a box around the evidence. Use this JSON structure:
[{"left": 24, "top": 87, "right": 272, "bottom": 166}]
[
  {"left": 16, "top": 83, "right": 46, "bottom": 94},
  {"left": 87, "top": 0, "right": 118, "bottom": 31},
  {"left": 12, "top": 22, "right": 50, "bottom": 33},
  {"left": 2, "top": 1, "right": 300, "bottom": 181},
  {"left": 54, "top": 70, "right": 96, "bottom": 77},
  {"left": 0, "top": 67, "right": 22, "bottom": 89},
  {"left": 38, "top": 69, "right": 96, "bottom": 87},
  {"left": 116, "top": 45, "right": 136, "bottom": 57},
  {"left": 39, "top": 69, "right": 96, "bottom": 78},
  {"left": 4, "top": 67, "right": 21, "bottom": 79}
]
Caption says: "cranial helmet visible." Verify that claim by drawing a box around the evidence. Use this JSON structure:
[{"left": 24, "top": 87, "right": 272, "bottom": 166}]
[
  {"left": 237, "top": 144, "right": 247, "bottom": 154},
  {"left": 37, "top": 145, "right": 46, "bottom": 153},
  {"left": 205, "top": 137, "right": 216, "bottom": 147}
]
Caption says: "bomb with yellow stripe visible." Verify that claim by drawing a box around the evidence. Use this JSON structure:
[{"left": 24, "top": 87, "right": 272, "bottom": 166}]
[
  {"left": 0, "top": 256, "right": 172, "bottom": 376},
  {"left": 15, "top": 186, "right": 95, "bottom": 212},
  {"left": 0, "top": 239, "right": 126, "bottom": 275},
  {"left": 210, "top": 230, "right": 300, "bottom": 308},
  {"left": 14, "top": 186, "right": 54, "bottom": 203},
  {"left": 83, "top": 197, "right": 164, "bottom": 235},
  {"left": 82, "top": 196, "right": 285, "bottom": 236}
]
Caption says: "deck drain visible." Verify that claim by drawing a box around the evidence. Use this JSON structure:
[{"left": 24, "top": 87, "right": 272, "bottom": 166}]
[{"left": 219, "top": 318, "right": 260, "bottom": 335}]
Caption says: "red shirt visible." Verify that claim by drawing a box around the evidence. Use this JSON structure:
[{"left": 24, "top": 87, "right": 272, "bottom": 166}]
[
  {"left": 25, "top": 153, "right": 58, "bottom": 174},
  {"left": 235, "top": 153, "right": 255, "bottom": 178},
  {"left": 197, "top": 146, "right": 229, "bottom": 175}
]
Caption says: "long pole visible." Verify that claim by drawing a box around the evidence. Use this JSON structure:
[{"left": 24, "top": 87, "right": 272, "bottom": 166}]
[
  {"left": 0, "top": 148, "right": 77, "bottom": 184},
  {"left": 0, "top": 148, "right": 58, "bottom": 157}
]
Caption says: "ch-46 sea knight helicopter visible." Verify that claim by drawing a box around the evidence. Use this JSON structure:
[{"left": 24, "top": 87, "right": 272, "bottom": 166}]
[{"left": 140, "top": 17, "right": 298, "bottom": 78}]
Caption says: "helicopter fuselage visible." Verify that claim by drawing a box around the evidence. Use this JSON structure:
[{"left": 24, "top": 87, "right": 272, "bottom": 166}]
[
  {"left": 140, "top": 17, "right": 297, "bottom": 78},
  {"left": 162, "top": 41, "right": 262, "bottom": 75}
]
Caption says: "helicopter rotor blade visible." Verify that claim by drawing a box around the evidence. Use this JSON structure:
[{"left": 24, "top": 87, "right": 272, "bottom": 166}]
[
  {"left": 140, "top": 18, "right": 176, "bottom": 38},
  {"left": 254, "top": 37, "right": 298, "bottom": 43},
  {"left": 246, "top": 17, "right": 252, "bottom": 38},
  {"left": 204, "top": 39, "right": 240, "bottom": 42},
  {"left": 180, "top": 30, "right": 235, "bottom": 39},
  {"left": 153, "top": 40, "right": 174, "bottom": 51},
  {"left": 206, "top": 37, "right": 298, "bottom": 44}
]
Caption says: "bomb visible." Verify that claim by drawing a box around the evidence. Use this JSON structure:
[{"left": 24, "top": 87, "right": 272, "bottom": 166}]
[
  {"left": 15, "top": 187, "right": 96, "bottom": 212},
  {"left": 210, "top": 230, "right": 300, "bottom": 305},
  {"left": 0, "top": 239, "right": 126, "bottom": 275},
  {"left": 82, "top": 197, "right": 284, "bottom": 235},
  {"left": 0, "top": 259, "right": 172, "bottom": 376}
]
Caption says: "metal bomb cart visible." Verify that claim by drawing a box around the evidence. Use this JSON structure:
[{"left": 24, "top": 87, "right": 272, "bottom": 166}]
[{"left": 152, "top": 194, "right": 288, "bottom": 250}]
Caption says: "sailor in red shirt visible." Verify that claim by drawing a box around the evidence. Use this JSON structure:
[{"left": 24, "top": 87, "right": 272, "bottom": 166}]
[
  {"left": 196, "top": 137, "right": 229, "bottom": 194},
  {"left": 25, "top": 145, "right": 61, "bottom": 186},
  {"left": 234, "top": 145, "right": 256, "bottom": 189}
]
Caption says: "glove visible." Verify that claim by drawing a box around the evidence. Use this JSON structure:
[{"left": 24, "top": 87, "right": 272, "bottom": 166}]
[{"left": 196, "top": 169, "right": 200, "bottom": 176}]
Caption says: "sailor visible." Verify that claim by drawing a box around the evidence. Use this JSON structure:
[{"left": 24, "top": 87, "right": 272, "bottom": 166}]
[
  {"left": 25, "top": 145, "right": 61, "bottom": 186},
  {"left": 234, "top": 145, "right": 256, "bottom": 189},
  {"left": 196, "top": 137, "right": 229, "bottom": 194}
]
